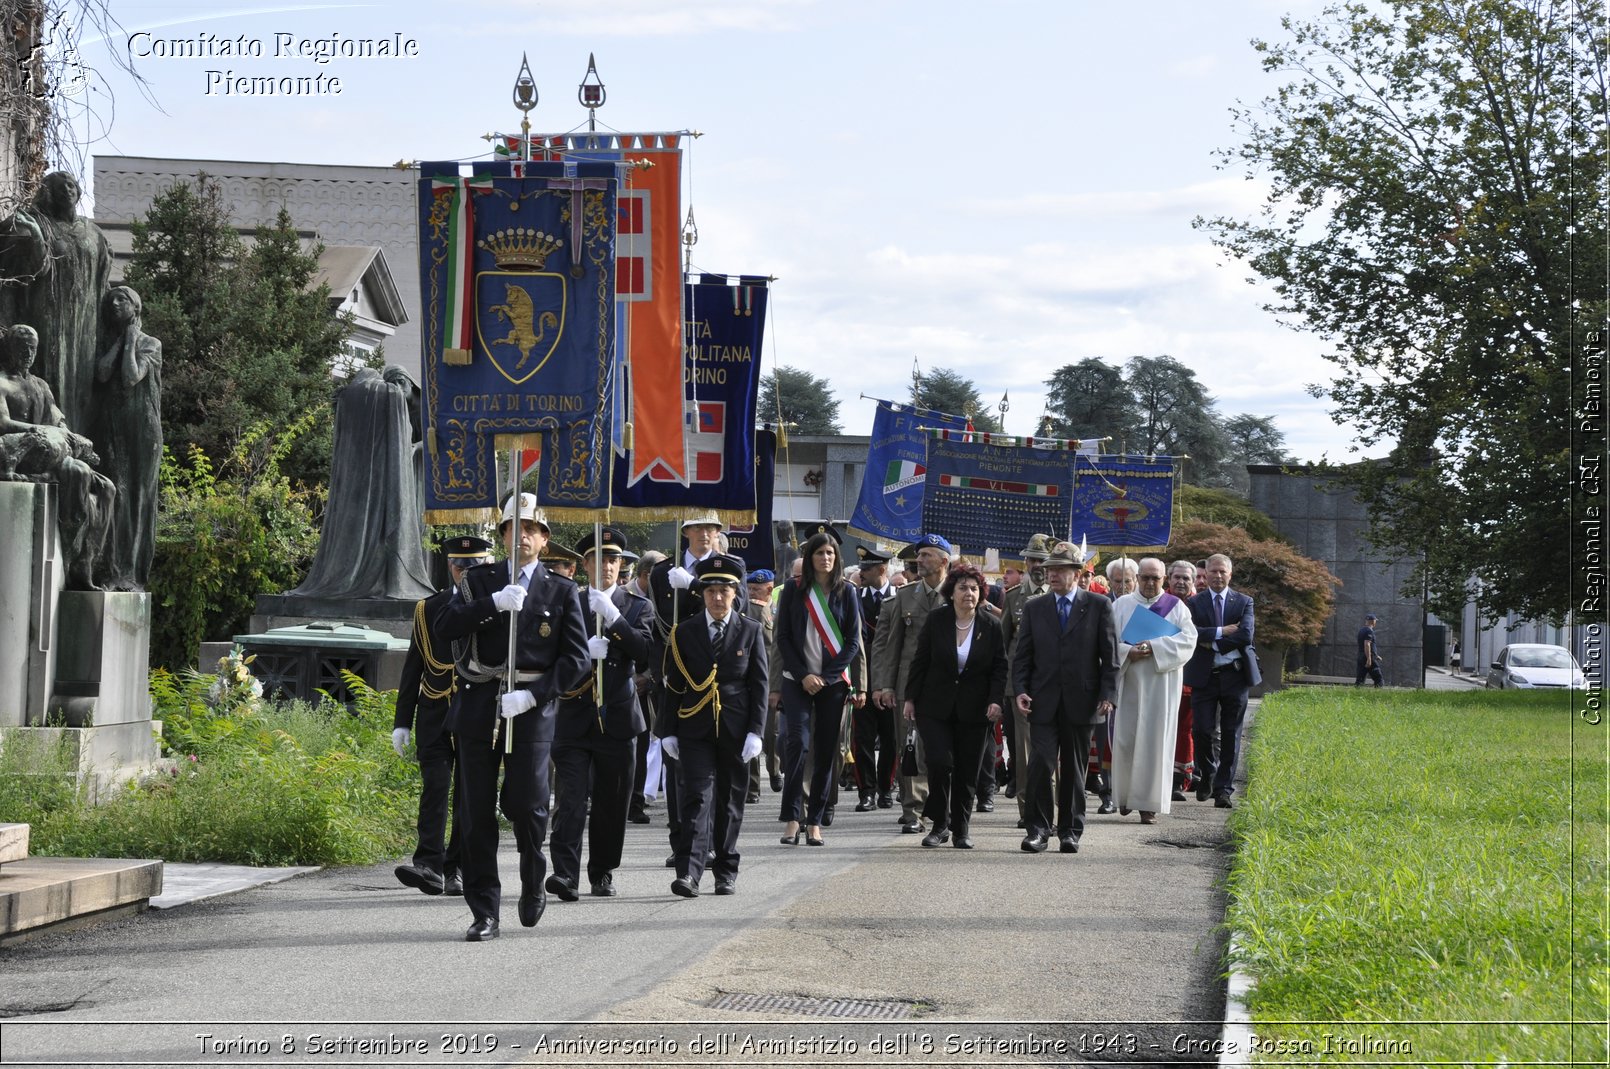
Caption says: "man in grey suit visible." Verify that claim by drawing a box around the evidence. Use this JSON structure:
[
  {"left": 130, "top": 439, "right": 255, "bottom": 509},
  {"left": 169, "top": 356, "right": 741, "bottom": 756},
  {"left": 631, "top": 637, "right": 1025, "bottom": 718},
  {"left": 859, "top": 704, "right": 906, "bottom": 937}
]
[{"left": 1011, "top": 540, "right": 1120, "bottom": 854}]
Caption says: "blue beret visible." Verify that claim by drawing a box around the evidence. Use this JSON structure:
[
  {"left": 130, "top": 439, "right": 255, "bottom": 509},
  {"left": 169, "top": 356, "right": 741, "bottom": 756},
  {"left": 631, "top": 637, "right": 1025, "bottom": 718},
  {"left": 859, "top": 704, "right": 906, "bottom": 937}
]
[
  {"left": 746, "top": 569, "right": 775, "bottom": 583},
  {"left": 917, "top": 533, "right": 953, "bottom": 553}
]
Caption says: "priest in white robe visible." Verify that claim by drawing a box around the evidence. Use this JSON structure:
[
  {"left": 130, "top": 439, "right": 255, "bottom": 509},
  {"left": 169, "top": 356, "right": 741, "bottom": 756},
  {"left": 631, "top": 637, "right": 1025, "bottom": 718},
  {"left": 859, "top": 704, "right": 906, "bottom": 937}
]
[{"left": 1109, "top": 557, "right": 1197, "bottom": 822}]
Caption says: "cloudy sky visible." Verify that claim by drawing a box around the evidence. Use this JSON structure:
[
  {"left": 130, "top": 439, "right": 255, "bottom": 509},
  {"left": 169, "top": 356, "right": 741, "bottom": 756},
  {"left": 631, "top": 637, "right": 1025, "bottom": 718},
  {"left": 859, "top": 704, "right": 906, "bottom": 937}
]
[{"left": 71, "top": 0, "right": 1369, "bottom": 462}]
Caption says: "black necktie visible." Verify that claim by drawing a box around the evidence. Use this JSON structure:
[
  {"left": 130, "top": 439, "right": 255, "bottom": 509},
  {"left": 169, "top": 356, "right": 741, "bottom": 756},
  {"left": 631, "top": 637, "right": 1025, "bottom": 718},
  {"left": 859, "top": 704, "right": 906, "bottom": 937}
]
[{"left": 711, "top": 619, "right": 726, "bottom": 656}]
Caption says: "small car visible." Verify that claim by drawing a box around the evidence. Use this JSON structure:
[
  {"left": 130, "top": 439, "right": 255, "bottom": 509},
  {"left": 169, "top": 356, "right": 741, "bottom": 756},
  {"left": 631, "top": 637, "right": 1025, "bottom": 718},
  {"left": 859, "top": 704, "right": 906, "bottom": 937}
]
[{"left": 1486, "top": 644, "right": 1586, "bottom": 689}]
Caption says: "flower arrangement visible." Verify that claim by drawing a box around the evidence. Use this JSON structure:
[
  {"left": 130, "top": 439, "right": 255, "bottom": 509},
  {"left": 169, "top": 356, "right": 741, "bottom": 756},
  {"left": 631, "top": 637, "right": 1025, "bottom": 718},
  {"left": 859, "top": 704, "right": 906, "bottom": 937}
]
[{"left": 205, "top": 645, "right": 264, "bottom": 715}]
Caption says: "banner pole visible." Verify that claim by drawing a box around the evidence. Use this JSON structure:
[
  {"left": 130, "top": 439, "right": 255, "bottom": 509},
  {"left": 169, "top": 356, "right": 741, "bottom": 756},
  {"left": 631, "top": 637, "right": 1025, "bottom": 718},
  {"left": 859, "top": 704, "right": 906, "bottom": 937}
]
[
  {"left": 505, "top": 442, "right": 520, "bottom": 756},
  {"left": 594, "top": 520, "right": 605, "bottom": 732}
]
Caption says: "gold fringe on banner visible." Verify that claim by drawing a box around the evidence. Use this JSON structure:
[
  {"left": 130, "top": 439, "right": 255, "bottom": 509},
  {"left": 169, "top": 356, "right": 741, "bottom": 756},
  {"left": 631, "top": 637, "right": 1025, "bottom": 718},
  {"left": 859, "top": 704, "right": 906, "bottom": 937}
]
[
  {"left": 540, "top": 506, "right": 759, "bottom": 526},
  {"left": 424, "top": 507, "right": 501, "bottom": 526}
]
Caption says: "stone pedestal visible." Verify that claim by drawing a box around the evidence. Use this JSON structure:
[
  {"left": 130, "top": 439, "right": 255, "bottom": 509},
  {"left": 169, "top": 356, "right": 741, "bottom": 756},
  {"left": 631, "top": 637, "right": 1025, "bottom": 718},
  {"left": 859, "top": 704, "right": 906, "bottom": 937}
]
[
  {"left": 0, "top": 482, "right": 62, "bottom": 728},
  {"left": 53, "top": 592, "right": 154, "bottom": 728},
  {"left": 8, "top": 724, "right": 160, "bottom": 801}
]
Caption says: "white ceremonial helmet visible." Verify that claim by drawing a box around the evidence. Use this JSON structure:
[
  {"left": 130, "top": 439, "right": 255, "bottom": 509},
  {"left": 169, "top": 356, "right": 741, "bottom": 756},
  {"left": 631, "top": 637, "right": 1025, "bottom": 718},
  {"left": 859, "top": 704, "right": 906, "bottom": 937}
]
[{"left": 500, "top": 492, "right": 549, "bottom": 531}]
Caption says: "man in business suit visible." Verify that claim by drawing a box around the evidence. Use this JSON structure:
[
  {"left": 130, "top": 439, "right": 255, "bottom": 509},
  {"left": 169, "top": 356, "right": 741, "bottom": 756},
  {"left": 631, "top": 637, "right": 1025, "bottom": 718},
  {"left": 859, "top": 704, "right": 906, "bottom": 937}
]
[
  {"left": 439, "top": 494, "right": 590, "bottom": 941},
  {"left": 658, "top": 553, "right": 768, "bottom": 898},
  {"left": 1182, "top": 552, "right": 1261, "bottom": 809},
  {"left": 1000, "top": 533, "right": 1052, "bottom": 827},
  {"left": 392, "top": 535, "right": 492, "bottom": 898},
  {"left": 851, "top": 545, "right": 898, "bottom": 812},
  {"left": 1011, "top": 540, "right": 1120, "bottom": 854},
  {"left": 546, "top": 526, "right": 653, "bottom": 902}
]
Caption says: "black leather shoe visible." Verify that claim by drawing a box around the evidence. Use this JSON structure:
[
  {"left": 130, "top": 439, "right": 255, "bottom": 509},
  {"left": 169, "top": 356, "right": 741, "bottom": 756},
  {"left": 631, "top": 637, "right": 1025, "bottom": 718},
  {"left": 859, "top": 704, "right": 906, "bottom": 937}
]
[
  {"left": 1171, "top": 789, "right": 1188, "bottom": 802},
  {"left": 670, "top": 876, "right": 699, "bottom": 898},
  {"left": 822, "top": 807, "right": 835, "bottom": 827},
  {"left": 628, "top": 807, "right": 651, "bottom": 824},
  {"left": 1119, "top": 806, "right": 1132, "bottom": 816},
  {"left": 855, "top": 796, "right": 875, "bottom": 812},
  {"left": 590, "top": 874, "right": 617, "bottom": 897},
  {"left": 665, "top": 853, "right": 677, "bottom": 868},
  {"left": 877, "top": 793, "right": 894, "bottom": 809},
  {"left": 745, "top": 790, "right": 761, "bottom": 804},
  {"left": 976, "top": 798, "right": 995, "bottom": 813},
  {"left": 1098, "top": 798, "right": 1117, "bottom": 815},
  {"left": 1015, "top": 817, "right": 1027, "bottom": 829},
  {"left": 920, "top": 829, "right": 950, "bottom": 847},
  {"left": 465, "top": 917, "right": 499, "bottom": 942},
  {"left": 770, "top": 772, "right": 783, "bottom": 792},
  {"left": 544, "top": 873, "right": 579, "bottom": 902},
  {"left": 1214, "top": 792, "right": 1234, "bottom": 809},
  {"left": 953, "top": 836, "right": 974, "bottom": 849},
  {"left": 1059, "top": 834, "right": 1080, "bottom": 854},
  {"left": 517, "top": 886, "right": 546, "bottom": 927},
  {"left": 442, "top": 872, "right": 463, "bottom": 897},
  {"left": 900, "top": 820, "right": 924, "bottom": 834},
  {"left": 1003, "top": 783, "right": 1017, "bottom": 799},
  {"left": 1020, "top": 833, "right": 1049, "bottom": 853},
  {"left": 1196, "top": 784, "right": 1212, "bottom": 801},
  {"left": 394, "top": 864, "right": 444, "bottom": 896},
  {"left": 714, "top": 877, "right": 736, "bottom": 896}
]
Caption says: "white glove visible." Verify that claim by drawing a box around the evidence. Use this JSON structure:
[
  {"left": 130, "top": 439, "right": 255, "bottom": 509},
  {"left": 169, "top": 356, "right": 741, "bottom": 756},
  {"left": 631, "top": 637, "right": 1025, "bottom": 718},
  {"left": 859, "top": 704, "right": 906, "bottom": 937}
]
[
  {"left": 588, "top": 586, "right": 621, "bottom": 625},
  {"left": 491, "top": 583, "right": 527, "bottom": 612},
  {"left": 500, "top": 690, "right": 537, "bottom": 719},
  {"left": 667, "top": 566, "right": 694, "bottom": 590},
  {"left": 391, "top": 727, "right": 410, "bottom": 758},
  {"left": 660, "top": 735, "right": 680, "bottom": 761},
  {"left": 740, "top": 732, "right": 763, "bottom": 763},
  {"left": 587, "top": 635, "right": 611, "bottom": 659}
]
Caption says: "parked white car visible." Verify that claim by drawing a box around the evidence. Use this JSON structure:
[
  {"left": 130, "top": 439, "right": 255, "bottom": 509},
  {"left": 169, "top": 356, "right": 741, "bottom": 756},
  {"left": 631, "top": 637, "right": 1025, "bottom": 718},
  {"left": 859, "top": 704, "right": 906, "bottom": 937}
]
[{"left": 1486, "top": 644, "right": 1586, "bottom": 690}]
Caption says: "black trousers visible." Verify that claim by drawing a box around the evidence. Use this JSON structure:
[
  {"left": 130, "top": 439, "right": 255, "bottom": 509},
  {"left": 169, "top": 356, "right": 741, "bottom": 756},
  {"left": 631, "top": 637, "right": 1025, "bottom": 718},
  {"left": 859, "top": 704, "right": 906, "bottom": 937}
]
[
  {"left": 672, "top": 735, "right": 747, "bottom": 885},
  {"left": 550, "top": 732, "right": 636, "bottom": 885},
  {"left": 452, "top": 684, "right": 555, "bottom": 924},
  {"left": 851, "top": 700, "right": 897, "bottom": 796},
  {"left": 411, "top": 699, "right": 461, "bottom": 878},
  {"left": 1355, "top": 659, "right": 1384, "bottom": 686},
  {"left": 916, "top": 715, "right": 991, "bottom": 837},
  {"left": 1191, "top": 674, "right": 1250, "bottom": 797},
  {"left": 1024, "top": 715, "right": 1094, "bottom": 839},
  {"left": 779, "top": 677, "right": 849, "bottom": 825}
]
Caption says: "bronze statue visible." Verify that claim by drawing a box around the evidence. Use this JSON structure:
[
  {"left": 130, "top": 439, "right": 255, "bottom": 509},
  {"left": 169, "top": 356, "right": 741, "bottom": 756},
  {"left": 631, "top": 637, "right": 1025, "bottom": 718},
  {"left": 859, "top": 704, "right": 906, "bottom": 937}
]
[
  {"left": 0, "top": 324, "right": 115, "bottom": 589},
  {"left": 0, "top": 171, "right": 114, "bottom": 435},
  {"left": 90, "top": 286, "right": 162, "bottom": 591},
  {"left": 289, "top": 365, "right": 434, "bottom": 601}
]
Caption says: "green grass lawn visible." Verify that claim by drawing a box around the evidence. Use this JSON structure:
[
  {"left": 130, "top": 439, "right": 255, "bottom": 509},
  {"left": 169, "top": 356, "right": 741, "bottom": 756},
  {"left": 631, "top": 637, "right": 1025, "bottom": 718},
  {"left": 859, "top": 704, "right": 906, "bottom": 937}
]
[{"left": 1229, "top": 687, "right": 1607, "bottom": 1064}]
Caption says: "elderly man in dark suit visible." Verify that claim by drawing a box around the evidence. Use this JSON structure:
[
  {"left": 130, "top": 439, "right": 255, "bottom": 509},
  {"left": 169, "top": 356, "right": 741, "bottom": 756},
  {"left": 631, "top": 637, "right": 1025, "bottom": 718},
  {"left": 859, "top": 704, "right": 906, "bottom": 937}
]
[
  {"left": 439, "top": 494, "right": 591, "bottom": 942},
  {"left": 1011, "top": 540, "right": 1120, "bottom": 854},
  {"left": 546, "top": 526, "right": 653, "bottom": 902},
  {"left": 657, "top": 554, "right": 768, "bottom": 898},
  {"left": 1183, "top": 552, "right": 1261, "bottom": 809}
]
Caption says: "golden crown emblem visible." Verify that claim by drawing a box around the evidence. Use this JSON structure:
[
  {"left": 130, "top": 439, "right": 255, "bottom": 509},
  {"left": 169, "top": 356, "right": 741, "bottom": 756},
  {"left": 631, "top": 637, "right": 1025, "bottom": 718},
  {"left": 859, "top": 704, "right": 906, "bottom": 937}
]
[{"left": 477, "top": 227, "right": 564, "bottom": 270}]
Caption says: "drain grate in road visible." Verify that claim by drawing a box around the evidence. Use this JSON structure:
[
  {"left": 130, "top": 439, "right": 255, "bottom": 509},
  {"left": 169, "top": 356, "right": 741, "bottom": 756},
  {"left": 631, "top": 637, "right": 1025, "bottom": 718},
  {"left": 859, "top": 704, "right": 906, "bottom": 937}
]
[{"left": 707, "top": 993, "right": 925, "bottom": 1019}]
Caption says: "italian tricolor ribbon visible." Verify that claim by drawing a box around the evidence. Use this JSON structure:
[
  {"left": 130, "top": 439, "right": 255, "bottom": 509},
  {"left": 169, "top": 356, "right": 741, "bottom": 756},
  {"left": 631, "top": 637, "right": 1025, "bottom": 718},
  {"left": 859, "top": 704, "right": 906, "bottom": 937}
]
[
  {"left": 804, "top": 584, "right": 850, "bottom": 684},
  {"left": 431, "top": 176, "right": 493, "bottom": 361}
]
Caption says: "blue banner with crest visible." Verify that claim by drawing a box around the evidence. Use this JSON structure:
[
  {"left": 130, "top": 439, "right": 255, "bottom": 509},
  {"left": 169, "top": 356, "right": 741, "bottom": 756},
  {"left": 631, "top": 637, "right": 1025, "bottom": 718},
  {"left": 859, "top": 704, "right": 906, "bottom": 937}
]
[
  {"left": 1070, "top": 455, "right": 1176, "bottom": 551},
  {"left": 849, "top": 401, "right": 970, "bottom": 546},
  {"left": 920, "top": 432, "right": 1076, "bottom": 562},
  {"left": 417, "top": 160, "right": 617, "bottom": 522}
]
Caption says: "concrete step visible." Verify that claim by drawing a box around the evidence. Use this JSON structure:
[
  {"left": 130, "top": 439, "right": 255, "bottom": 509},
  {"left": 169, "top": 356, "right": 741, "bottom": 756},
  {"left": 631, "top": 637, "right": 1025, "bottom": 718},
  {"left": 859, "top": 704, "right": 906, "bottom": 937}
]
[
  {"left": 0, "top": 823, "right": 26, "bottom": 866},
  {"left": 0, "top": 856, "right": 163, "bottom": 945}
]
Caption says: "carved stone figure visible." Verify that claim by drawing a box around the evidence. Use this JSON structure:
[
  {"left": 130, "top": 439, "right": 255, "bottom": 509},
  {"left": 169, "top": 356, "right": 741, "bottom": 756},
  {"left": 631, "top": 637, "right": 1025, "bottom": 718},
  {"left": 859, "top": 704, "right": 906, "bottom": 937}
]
[
  {"left": 0, "top": 171, "right": 114, "bottom": 434},
  {"left": 90, "top": 286, "right": 162, "bottom": 592},
  {"left": 0, "top": 325, "right": 115, "bottom": 589},
  {"left": 289, "top": 365, "right": 434, "bottom": 601}
]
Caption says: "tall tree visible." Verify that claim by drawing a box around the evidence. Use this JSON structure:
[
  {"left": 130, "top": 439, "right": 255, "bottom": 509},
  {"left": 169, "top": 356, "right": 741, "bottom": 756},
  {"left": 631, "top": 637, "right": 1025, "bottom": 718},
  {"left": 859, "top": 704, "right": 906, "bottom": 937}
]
[
  {"left": 1220, "top": 413, "right": 1291, "bottom": 494},
  {"left": 757, "top": 365, "right": 842, "bottom": 435},
  {"left": 914, "top": 367, "right": 1002, "bottom": 432},
  {"left": 1124, "top": 355, "right": 1231, "bottom": 486},
  {"left": 1198, "top": 0, "right": 1605, "bottom": 622},
  {"left": 1043, "top": 357, "right": 1135, "bottom": 445},
  {"left": 125, "top": 175, "right": 352, "bottom": 487}
]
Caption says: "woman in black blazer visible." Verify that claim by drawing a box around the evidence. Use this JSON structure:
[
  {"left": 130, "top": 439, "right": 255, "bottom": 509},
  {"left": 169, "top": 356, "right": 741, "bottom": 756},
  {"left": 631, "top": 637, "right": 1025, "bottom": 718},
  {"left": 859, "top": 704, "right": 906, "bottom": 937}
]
[
  {"left": 902, "top": 561, "right": 1008, "bottom": 849},
  {"left": 774, "top": 531, "right": 862, "bottom": 846}
]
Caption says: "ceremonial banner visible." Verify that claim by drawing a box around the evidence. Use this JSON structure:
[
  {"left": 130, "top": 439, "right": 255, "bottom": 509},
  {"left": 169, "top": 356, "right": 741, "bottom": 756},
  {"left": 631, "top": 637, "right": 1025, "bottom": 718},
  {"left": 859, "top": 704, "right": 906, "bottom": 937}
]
[
  {"left": 610, "top": 275, "right": 768, "bottom": 522},
  {"left": 417, "top": 160, "right": 617, "bottom": 522},
  {"left": 920, "top": 432, "right": 1077, "bottom": 563},
  {"left": 502, "top": 131, "right": 686, "bottom": 482},
  {"left": 1071, "top": 455, "right": 1177, "bottom": 551},
  {"left": 849, "top": 401, "right": 970, "bottom": 545},
  {"left": 724, "top": 429, "right": 777, "bottom": 572}
]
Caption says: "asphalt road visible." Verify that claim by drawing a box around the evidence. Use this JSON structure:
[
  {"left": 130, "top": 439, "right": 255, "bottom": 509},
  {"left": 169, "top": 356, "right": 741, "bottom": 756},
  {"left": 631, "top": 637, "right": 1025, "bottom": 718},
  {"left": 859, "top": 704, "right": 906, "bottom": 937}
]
[{"left": 0, "top": 770, "right": 1236, "bottom": 1069}]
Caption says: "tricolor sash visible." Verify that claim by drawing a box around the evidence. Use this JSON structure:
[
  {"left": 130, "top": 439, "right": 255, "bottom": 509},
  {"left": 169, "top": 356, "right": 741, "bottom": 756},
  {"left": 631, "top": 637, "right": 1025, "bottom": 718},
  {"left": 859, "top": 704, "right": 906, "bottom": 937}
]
[{"left": 805, "top": 583, "right": 850, "bottom": 684}]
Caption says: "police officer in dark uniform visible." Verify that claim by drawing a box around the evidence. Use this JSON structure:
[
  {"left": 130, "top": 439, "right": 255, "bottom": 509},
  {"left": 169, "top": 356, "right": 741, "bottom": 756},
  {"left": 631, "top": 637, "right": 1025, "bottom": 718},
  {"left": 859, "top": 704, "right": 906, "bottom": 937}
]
[
  {"left": 850, "top": 545, "right": 897, "bottom": 811},
  {"left": 658, "top": 554, "right": 768, "bottom": 898},
  {"left": 439, "top": 494, "right": 590, "bottom": 942},
  {"left": 546, "top": 526, "right": 653, "bottom": 901},
  {"left": 392, "top": 535, "right": 492, "bottom": 898},
  {"left": 540, "top": 540, "right": 584, "bottom": 581},
  {"left": 647, "top": 513, "right": 748, "bottom": 866}
]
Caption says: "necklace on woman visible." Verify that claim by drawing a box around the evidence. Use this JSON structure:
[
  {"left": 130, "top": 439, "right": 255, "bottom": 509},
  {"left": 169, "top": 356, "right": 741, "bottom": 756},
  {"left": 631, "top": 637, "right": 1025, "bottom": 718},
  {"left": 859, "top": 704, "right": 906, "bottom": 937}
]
[{"left": 955, "top": 616, "right": 974, "bottom": 630}]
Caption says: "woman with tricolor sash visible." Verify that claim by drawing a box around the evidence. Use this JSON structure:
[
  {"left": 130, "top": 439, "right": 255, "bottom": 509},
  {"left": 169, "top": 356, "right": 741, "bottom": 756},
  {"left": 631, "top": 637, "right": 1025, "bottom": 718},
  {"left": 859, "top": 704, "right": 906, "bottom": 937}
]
[{"left": 774, "top": 530, "right": 862, "bottom": 847}]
